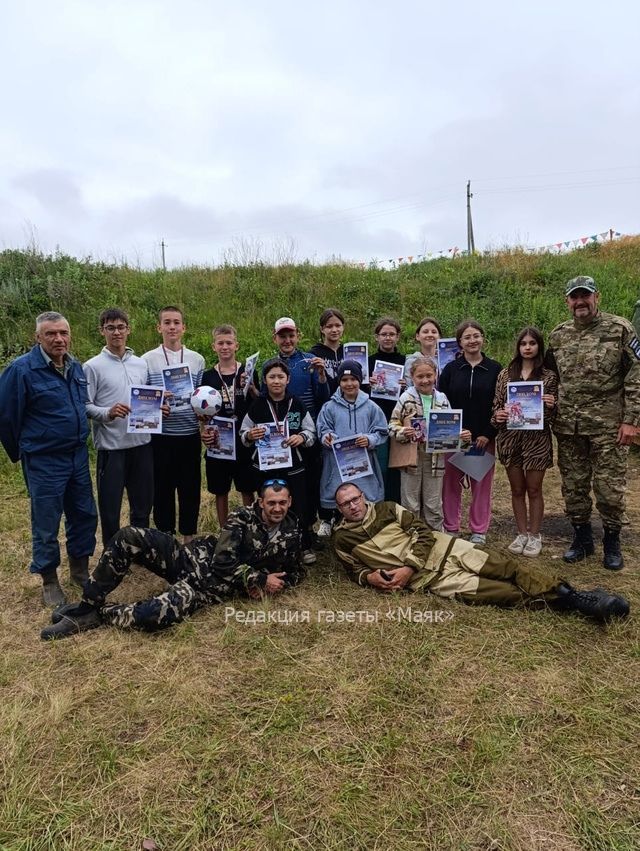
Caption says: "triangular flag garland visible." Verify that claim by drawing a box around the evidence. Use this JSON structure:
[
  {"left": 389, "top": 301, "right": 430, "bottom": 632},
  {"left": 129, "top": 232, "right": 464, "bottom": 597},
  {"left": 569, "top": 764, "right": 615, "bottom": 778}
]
[{"left": 361, "top": 228, "right": 629, "bottom": 271}]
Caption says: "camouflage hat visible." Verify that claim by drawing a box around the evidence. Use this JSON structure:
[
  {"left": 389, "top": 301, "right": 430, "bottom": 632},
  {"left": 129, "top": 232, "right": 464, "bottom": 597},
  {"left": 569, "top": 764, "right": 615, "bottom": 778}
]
[{"left": 565, "top": 276, "right": 598, "bottom": 296}]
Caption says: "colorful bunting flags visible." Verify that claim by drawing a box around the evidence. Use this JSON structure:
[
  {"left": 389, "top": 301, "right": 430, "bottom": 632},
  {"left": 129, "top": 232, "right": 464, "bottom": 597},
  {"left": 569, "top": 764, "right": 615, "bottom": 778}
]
[{"left": 361, "top": 228, "right": 628, "bottom": 271}]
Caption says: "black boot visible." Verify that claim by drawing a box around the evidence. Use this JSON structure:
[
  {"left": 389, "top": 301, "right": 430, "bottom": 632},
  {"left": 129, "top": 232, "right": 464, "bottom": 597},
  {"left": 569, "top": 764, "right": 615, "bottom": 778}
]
[
  {"left": 68, "top": 556, "right": 89, "bottom": 586},
  {"left": 41, "top": 605, "right": 102, "bottom": 640},
  {"left": 556, "top": 583, "right": 630, "bottom": 621},
  {"left": 51, "top": 600, "right": 96, "bottom": 624},
  {"left": 41, "top": 571, "right": 67, "bottom": 608},
  {"left": 603, "top": 528, "right": 624, "bottom": 571},
  {"left": 563, "top": 522, "right": 595, "bottom": 563}
]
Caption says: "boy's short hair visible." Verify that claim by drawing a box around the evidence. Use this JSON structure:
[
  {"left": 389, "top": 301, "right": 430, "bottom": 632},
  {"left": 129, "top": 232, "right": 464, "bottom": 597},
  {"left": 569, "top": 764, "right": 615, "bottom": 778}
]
[
  {"left": 212, "top": 324, "right": 238, "bottom": 339},
  {"left": 158, "top": 305, "right": 184, "bottom": 322},
  {"left": 99, "top": 308, "right": 129, "bottom": 327}
]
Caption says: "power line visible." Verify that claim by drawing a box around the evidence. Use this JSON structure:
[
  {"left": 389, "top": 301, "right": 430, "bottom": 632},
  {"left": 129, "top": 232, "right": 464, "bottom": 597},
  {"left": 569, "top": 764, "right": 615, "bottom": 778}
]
[{"left": 159, "top": 168, "right": 640, "bottom": 248}]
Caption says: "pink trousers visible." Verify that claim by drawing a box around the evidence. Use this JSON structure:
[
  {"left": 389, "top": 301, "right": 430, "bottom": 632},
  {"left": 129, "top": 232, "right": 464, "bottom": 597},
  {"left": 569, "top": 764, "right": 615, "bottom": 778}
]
[{"left": 442, "top": 443, "right": 495, "bottom": 534}]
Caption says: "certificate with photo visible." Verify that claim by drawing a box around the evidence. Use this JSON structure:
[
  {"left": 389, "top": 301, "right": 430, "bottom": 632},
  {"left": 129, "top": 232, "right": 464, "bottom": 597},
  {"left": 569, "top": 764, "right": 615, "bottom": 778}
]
[
  {"left": 343, "top": 342, "right": 369, "bottom": 384},
  {"left": 332, "top": 435, "right": 373, "bottom": 483},
  {"left": 410, "top": 416, "right": 427, "bottom": 444},
  {"left": 371, "top": 360, "right": 404, "bottom": 401},
  {"left": 161, "top": 364, "right": 194, "bottom": 409},
  {"left": 426, "top": 409, "right": 463, "bottom": 452},
  {"left": 127, "top": 386, "right": 164, "bottom": 434},
  {"left": 257, "top": 421, "right": 292, "bottom": 471},
  {"left": 506, "top": 381, "right": 544, "bottom": 430},
  {"left": 204, "top": 416, "right": 237, "bottom": 461},
  {"left": 243, "top": 351, "right": 259, "bottom": 398},
  {"left": 437, "top": 338, "right": 461, "bottom": 373}
]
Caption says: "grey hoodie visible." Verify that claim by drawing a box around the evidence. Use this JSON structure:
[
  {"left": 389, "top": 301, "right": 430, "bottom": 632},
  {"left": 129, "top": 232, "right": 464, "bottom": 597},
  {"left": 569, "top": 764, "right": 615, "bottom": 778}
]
[
  {"left": 83, "top": 347, "right": 150, "bottom": 450},
  {"left": 316, "top": 388, "right": 388, "bottom": 508}
]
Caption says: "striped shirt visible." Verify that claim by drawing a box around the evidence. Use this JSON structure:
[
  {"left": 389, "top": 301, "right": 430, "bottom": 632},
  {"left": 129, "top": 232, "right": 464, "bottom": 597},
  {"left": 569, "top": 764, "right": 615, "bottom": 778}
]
[{"left": 142, "top": 345, "right": 205, "bottom": 436}]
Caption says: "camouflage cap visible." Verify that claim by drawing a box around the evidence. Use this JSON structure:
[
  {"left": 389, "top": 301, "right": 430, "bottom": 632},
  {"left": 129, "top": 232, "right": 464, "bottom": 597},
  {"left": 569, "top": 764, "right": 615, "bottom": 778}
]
[{"left": 565, "top": 276, "right": 598, "bottom": 296}]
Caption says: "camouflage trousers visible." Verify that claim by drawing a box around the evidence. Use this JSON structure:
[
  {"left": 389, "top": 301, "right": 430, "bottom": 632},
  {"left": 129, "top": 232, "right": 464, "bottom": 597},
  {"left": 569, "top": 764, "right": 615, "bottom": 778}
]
[
  {"left": 82, "top": 526, "right": 224, "bottom": 631},
  {"left": 555, "top": 432, "right": 629, "bottom": 529}
]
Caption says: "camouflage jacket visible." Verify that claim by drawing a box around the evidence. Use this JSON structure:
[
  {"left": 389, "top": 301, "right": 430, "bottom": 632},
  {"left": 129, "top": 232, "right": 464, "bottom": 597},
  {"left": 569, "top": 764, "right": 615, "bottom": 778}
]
[
  {"left": 633, "top": 300, "right": 640, "bottom": 337},
  {"left": 203, "top": 503, "right": 304, "bottom": 597},
  {"left": 546, "top": 311, "right": 640, "bottom": 434}
]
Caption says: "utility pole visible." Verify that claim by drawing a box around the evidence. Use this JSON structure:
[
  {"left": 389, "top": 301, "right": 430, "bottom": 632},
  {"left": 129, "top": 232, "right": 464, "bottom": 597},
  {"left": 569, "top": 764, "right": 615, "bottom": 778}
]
[
  {"left": 160, "top": 239, "right": 167, "bottom": 271},
  {"left": 466, "top": 180, "right": 475, "bottom": 255}
]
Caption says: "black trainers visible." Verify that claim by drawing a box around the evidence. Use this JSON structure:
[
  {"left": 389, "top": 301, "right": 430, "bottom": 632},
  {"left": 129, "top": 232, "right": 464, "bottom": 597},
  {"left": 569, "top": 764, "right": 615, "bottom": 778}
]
[
  {"left": 603, "top": 528, "right": 624, "bottom": 571},
  {"left": 563, "top": 522, "right": 595, "bottom": 563},
  {"left": 556, "top": 583, "right": 630, "bottom": 621},
  {"left": 41, "top": 607, "right": 102, "bottom": 641}
]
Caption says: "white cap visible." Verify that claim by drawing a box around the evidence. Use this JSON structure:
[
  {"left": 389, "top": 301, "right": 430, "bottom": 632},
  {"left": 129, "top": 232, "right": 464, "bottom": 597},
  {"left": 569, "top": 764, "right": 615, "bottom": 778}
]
[{"left": 274, "top": 317, "right": 297, "bottom": 334}]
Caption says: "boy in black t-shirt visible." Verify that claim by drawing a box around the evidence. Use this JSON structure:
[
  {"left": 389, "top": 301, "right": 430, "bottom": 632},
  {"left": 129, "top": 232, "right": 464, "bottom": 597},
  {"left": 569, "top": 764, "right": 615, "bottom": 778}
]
[{"left": 201, "top": 325, "right": 257, "bottom": 527}]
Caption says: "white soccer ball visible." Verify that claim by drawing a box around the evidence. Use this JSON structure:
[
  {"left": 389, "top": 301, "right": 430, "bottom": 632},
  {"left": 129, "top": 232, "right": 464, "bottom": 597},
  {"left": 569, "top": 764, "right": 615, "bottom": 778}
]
[{"left": 190, "top": 385, "right": 222, "bottom": 417}]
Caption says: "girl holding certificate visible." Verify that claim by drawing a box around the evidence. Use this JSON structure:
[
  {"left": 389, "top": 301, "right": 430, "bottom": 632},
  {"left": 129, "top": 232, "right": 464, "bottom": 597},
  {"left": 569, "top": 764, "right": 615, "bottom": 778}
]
[
  {"left": 389, "top": 357, "right": 471, "bottom": 530},
  {"left": 311, "top": 308, "right": 346, "bottom": 537},
  {"left": 367, "top": 316, "right": 406, "bottom": 502},
  {"left": 491, "top": 327, "right": 558, "bottom": 557},
  {"left": 240, "top": 358, "right": 317, "bottom": 564},
  {"left": 310, "top": 308, "right": 345, "bottom": 394},
  {"left": 438, "top": 320, "right": 502, "bottom": 544},
  {"left": 316, "top": 360, "right": 388, "bottom": 515}
]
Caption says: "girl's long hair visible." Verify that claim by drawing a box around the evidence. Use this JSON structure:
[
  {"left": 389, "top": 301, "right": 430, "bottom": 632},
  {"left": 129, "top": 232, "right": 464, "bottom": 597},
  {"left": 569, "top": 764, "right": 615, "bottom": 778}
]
[{"left": 507, "top": 327, "right": 545, "bottom": 381}]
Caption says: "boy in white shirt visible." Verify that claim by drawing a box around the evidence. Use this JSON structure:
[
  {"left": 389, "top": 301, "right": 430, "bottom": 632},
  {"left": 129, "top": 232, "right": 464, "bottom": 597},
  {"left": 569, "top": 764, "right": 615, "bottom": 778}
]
[{"left": 143, "top": 306, "right": 205, "bottom": 543}]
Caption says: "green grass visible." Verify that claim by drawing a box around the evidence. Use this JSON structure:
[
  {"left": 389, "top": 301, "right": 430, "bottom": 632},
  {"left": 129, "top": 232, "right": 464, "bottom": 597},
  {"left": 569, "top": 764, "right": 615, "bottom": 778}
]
[
  {"left": 0, "top": 455, "right": 639, "bottom": 850},
  {"left": 1, "top": 237, "right": 639, "bottom": 368},
  {"left": 1, "top": 241, "right": 639, "bottom": 848}
]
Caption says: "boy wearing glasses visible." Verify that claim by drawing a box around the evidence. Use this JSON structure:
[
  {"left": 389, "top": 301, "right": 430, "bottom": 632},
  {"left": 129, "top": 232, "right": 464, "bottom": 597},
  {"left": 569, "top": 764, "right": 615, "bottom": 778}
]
[{"left": 84, "top": 308, "right": 154, "bottom": 546}]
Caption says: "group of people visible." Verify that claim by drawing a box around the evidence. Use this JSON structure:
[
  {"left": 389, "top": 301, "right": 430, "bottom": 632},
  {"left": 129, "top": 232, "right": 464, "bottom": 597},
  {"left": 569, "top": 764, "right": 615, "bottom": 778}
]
[{"left": 0, "top": 275, "right": 637, "bottom": 639}]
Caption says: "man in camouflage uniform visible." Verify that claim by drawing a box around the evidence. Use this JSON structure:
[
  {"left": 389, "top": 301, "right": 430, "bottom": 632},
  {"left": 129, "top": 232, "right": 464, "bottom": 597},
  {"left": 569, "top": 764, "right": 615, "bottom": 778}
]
[
  {"left": 41, "top": 481, "right": 304, "bottom": 639},
  {"left": 545, "top": 276, "right": 640, "bottom": 569},
  {"left": 633, "top": 298, "right": 640, "bottom": 337},
  {"left": 332, "top": 483, "right": 629, "bottom": 621}
]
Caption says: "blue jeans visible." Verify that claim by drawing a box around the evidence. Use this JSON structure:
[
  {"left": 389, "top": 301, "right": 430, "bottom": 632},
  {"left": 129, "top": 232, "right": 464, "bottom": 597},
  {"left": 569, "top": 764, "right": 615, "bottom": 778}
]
[{"left": 22, "top": 446, "right": 98, "bottom": 575}]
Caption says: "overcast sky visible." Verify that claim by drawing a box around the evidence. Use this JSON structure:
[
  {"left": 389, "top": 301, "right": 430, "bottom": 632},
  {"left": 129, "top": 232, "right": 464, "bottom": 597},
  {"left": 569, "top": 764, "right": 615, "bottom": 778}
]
[{"left": 1, "top": 1, "right": 639, "bottom": 268}]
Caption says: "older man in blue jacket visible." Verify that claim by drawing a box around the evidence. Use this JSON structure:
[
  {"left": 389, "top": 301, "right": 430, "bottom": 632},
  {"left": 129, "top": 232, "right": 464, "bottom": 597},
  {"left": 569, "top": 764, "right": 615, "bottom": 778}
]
[{"left": 0, "top": 312, "right": 97, "bottom": 606}]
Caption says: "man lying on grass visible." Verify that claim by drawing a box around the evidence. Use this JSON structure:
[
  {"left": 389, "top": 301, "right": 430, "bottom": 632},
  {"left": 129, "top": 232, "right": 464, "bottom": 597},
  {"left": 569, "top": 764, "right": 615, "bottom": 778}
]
[
  {"left": 332, "top": 483, "right": 629, "bottom": 622},
  {"left": 42, "top": 481, "right": 304, "bottom": 640}
]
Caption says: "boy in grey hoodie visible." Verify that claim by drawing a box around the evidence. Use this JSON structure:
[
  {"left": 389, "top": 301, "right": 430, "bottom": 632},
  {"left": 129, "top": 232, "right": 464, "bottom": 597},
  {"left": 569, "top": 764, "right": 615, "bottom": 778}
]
[{"left": 83, "top": 308, "right": 153, "bottom": 546}]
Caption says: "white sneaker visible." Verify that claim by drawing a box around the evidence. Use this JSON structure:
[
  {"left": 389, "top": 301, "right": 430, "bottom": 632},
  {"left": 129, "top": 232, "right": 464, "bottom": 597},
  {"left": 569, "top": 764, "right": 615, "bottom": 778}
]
[
  {"left": 302, "top": 549, "right": 317, "bottom": 565},
  {"left": 469, "top": 533, "right": 486, "bottom": 545},
  {"left": 523, "top": 534, "right": 542, "bottom": 557},
  {"left": 317, "top": 520, "right": 333, "bottom": 538},
  {"left": 508, "top": 533, "right": 529, "bottom": 555}
]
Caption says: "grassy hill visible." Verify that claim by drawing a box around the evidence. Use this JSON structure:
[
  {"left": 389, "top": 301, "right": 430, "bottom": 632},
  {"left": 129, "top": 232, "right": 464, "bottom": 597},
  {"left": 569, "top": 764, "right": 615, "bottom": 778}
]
[
  {"left": 1, "top": 241, "right": 639, "bottom": 849},
  {"left": 1, "top": 237, "right": 639, "bottom": 369}
]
